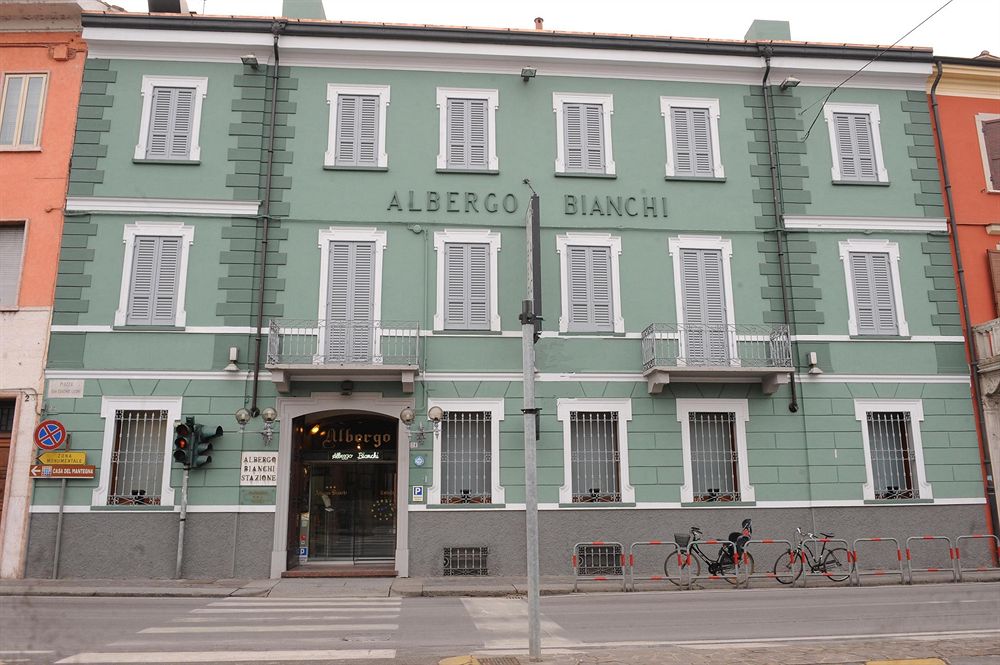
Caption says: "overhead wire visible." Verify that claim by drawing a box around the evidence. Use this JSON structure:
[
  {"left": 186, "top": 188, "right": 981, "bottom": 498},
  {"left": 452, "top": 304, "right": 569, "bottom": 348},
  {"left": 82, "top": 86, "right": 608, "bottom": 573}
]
[{"left": 798, "top": 0, "right": 957, "bottom": 141}]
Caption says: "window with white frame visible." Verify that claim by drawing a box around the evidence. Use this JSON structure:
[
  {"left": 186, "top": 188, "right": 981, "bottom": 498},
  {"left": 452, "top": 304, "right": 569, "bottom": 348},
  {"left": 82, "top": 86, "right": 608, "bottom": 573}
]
[
  {"left": 667, "top": 236, "right": 737, "bottom": 365},
  {"left": 556, "top": 233, "right": 624, "bottom": 333},
  {"left": 0, "top": 222, "right": 26, "bottom": 308},
  {"left": 552, "top": 92, "right": 615, "bottom": 176},
  {"left": 854, "top": 399, "right": 931, "bottom": 501},
  {"left": 134, "top": 75, "right": 208, "bottom": 161},
  {"left": 115, "top": 222, "right": 194, "bottom": 328},
  {"left": 428, "top": 398, "right": 504, "bottom": 505},
  {"left": 93, "top": 397, "right": 181, "bottom": 507},
  {"left": 976, "top": 113, "right": 1000, "bottom": 192},
  {"left": 433, "top": 229, "right": 501, "bottom": 331},
  {"left": 823, "top": 102, "right": 888, "bottom": 183},
  {"left": 436, "top": 88, "right": 499, "bottom": 172},
  {"left": 0, "top": 73, "right": 47, "bottom": 149},
  {"left": 557, "top": 398, "right": 634, "bottom": 504},
  {"left": 677, "top": 399, "right": 754, "bottom": 504},
  {"left": 660, "top": 97, "right": 724, "bottom": 179},
  {"left": 325, "top": 84, "right": 390, "bottom": 169},
  {"left": 838, "top": 239, "right": 908, "bottom": 337}
]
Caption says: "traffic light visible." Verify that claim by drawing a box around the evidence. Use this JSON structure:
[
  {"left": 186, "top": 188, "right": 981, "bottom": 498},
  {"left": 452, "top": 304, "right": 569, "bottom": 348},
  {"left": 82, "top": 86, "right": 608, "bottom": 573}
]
[
  {"left": 173, "top": 418, "right": 193, "bottom": 467},
  {"left": 191, "top": 423, "right": 223, "bottom": 469}
]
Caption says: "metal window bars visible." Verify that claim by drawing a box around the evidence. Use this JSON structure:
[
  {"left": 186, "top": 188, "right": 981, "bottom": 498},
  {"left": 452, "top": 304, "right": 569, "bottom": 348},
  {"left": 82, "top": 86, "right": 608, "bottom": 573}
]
[
  {"left": 440, "top": 411, "right": 492, "bottom": 504},
  {"left": 107, "top": 409, "right": 168, "bottom": 505},
  {"left": 866, "top": 411, "right": 917, "bottom": 500},
  {"left": 0, "top": 399, "right": 14, "bottom": 432},
  {"left": 689, "top": 411, "right": 740, "bottom": 502},
  {"left": 443, "top": 546, "right": 489, "bottom": 576},
  {"left": 569, "top": 411, "right": 621, "bottom": 503}
]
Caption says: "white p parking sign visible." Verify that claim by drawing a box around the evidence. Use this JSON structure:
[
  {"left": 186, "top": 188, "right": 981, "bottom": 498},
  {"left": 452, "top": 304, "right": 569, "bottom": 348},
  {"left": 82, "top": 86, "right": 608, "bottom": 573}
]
[{"left": 412, "top": 486, "right": 424, "bottom": 502}]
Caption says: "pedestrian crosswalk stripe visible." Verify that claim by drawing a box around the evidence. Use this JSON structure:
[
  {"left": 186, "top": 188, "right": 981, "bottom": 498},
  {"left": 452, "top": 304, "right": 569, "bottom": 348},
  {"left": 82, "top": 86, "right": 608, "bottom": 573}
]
[
  {"left": 193, "top": 607, "right": 401, "bottom": 614},
  {"left": 207, "top": 601, "right": 401, "bottom": 607},
  {"left": 172, "top": 613, "right": 400, "bottom": 622},
  {"left": 218, "top": 597, "right": 400, "bottom": 603},
  {"left": 141, "top": 623, "right": 398, "bottom": 634},
  {"left": 56, "top": 649, "right": 396, "bottom": 663}
]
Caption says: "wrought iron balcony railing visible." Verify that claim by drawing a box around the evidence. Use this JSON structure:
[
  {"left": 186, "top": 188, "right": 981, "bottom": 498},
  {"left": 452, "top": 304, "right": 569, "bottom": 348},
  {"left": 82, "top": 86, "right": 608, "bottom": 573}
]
[{"left": 266, "top": 319, "right": 420, "bottom": 367}]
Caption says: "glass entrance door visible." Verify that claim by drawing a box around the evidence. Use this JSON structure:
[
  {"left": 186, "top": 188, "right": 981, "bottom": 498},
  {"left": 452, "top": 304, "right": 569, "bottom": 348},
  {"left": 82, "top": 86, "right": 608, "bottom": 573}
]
[{"left": 306, "top": 461, "right": 396, "bottom": 562}]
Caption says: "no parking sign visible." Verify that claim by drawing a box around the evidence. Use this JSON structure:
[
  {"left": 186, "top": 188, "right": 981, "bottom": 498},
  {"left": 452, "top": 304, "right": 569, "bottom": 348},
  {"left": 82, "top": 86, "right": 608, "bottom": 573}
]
[{"left": 34, "top": 420, "right": 68, "bottom": 451}]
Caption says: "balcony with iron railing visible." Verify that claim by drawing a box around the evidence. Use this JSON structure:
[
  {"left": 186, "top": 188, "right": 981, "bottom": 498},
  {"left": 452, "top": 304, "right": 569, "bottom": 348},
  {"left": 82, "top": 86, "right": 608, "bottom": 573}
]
[
  {"left": 266, "top": 319, "right": 420, "bottom": 392},
  {"left": 974, "top": 318, "right": 1000, "bottom": 373},
  {"left": 640, "top": 323, "right": 793, "bottom": 394}
]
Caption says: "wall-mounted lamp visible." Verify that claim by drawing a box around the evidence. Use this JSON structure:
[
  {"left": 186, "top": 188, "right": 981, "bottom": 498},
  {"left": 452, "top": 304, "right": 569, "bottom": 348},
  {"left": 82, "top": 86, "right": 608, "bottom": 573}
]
[
  {"left": 224, "top": 346, "right": 240, "bottom": 372},
  {"left": 235, "top": 406, "right": 279, "bottom": 444},
  {"left": 779, "top": 76, "right": 800, "bottom": 91},
  {"left": 241, "top": 54, "right": 260, "bottom": 70},
  {"left": 400, "top": 405, "right": 444, "bottom": 446},
  {"left": 521, "top": 66, "right": 537, "bottom": 82},
  {"left": 807, "top": 351, "right": 823, "bottom": 375}
]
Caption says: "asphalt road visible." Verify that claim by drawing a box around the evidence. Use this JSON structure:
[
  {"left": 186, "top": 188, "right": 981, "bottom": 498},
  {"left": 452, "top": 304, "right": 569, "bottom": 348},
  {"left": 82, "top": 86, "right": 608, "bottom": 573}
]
[{"left": 1, "top": 582, "right": 998, "bottom": 664}]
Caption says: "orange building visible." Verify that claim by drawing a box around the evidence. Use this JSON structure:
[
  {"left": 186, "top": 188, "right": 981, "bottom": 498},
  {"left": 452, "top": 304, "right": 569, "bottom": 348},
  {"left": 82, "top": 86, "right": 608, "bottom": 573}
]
[
  {"left": 0, "top": 2, "right": 89, "bottom": 578},
  {"left": 930, "top": 54, "right": 1000, "bottom": 536}
]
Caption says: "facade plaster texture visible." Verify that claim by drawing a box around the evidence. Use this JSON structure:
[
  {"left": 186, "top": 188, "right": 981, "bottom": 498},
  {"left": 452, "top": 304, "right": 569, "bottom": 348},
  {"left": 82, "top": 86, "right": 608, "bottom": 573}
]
[{"left": 34, "top": 14, "right": 986, "bottom": 578}]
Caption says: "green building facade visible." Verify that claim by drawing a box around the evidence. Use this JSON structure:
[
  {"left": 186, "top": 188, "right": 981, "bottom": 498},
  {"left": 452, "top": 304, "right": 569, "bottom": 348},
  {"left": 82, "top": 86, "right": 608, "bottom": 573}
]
[{"left": 27, "top": 14, "right": 986, "bottom": 578}]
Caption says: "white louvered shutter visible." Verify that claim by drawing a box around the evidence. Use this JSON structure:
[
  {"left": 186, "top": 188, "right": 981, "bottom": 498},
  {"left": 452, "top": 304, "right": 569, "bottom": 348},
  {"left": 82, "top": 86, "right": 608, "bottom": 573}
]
[
  {"left": 680, "top": 248, "right": 729, "bottom": 364},
  {"left": 850, "top": 252, "right": 897, "bottom": 335},
  {"left": 326, "top": 241, "right": 376, "bottom": 362},
  {"left": 127, "top": 236, "right": 180, "bottom": 326},
  {"left": 834, "top": 112, "right": 877, "bottom": 182},
  {"left": 0, "top": 224, "right": 26, "bottom": 307},
  {"left": 567, "top": 245, "right": 613, "bottom": 332},
  {"left": 672, "top": 107, "right": 714, "bottom": 177},
  {"left": 146, "top": 87, "right": 195, "bottom": 160},
  {"left": 336, "top": 95, "right": 378, "bottom": 167}
]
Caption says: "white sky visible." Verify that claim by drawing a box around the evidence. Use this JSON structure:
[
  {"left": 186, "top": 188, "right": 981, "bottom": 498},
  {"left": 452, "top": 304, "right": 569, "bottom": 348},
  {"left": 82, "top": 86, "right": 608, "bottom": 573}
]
[{"left": 113, "top": 0, "right": 1000, "bottom": 59}]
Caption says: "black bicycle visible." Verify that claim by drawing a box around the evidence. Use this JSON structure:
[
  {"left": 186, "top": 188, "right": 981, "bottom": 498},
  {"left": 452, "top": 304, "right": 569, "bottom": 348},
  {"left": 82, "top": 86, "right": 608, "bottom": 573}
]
[
  {"left": 665, "top": 518, "right": 754, "bottom": 586},
  {"left": 772, "top": 526, "right": 851, "bottom": 584}
]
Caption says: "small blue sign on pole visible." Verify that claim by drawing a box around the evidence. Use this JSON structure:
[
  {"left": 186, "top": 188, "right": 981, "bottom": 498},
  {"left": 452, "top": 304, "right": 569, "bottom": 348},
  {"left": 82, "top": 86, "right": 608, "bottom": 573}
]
[{"left": 412, "top": 486, "right": 424, "bottom": 502}]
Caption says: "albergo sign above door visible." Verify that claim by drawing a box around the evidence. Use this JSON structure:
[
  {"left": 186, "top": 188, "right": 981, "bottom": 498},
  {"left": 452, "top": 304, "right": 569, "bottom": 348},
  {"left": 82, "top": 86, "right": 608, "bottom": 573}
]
[{"left": 386, "top": 190, "right": 668, "bottom": 218}]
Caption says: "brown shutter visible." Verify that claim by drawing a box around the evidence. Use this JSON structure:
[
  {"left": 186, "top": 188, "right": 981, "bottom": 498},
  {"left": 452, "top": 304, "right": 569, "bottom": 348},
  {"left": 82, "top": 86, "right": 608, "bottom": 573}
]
[
  {"left": 990, "top": 249, "right": 1000, "bottom": 316},
  {"left": 984, "top": 119, "right": 1000, "bottom": 190}
]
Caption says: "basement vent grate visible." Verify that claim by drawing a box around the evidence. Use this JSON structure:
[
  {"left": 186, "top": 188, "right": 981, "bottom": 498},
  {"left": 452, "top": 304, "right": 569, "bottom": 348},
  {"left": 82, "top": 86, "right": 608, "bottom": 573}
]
[
  {"left": 478, "top": 658, "right": 522, "bottom": 665},
  {"left": 443, "top": 546, "right": 488, "bottom": 576}
]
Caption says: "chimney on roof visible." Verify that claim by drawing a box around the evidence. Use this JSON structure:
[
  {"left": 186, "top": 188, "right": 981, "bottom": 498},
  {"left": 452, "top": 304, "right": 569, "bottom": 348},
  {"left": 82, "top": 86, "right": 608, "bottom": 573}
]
[
  {"left": 282, "top": 0, "right": 327, "bottom": 20},
  {"left": 534, "top": 17, "right": 544, "bottom": 31},
  {"left": 147, "top": 0, "right": 189, "bottom": 12},
  {"left": 744, "top": 19, "right": 791, "bottom": 41}
]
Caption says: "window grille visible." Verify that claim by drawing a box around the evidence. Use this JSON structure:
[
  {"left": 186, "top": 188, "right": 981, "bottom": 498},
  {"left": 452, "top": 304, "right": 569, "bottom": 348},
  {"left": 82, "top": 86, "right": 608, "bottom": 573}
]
[
  {"left": 570, "top": 411, "right": 621, "bottom": 503},
  {"left": 689, "top": 411, "right": 740, "bottom": 502},
  {"left": 443, "top": 546, "right": 488, "bottom": 576},
  {"left": 575, "top": 543, "right": 624, "bottom": 576},
  {"left": 440, "top": 411, "right": 492, "bottom": 504},
  {"left": 108, "top": 409, "right": 168, "bottom": 505},
  {"left": 0, "top": 399, "right": 14, "bottom": 432},
  {"left": 867, "top": 411, "right": 917, "bottom": 499}
]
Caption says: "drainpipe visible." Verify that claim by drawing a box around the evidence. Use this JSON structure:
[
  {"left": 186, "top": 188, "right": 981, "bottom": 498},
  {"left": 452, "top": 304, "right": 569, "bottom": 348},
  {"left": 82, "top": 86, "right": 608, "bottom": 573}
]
[
  {"left": 759, "top": 47, "right": 799, "bottom": 413},
  {"left": 930, "top": 61, "right": 998, "bottom": 540},
  {"left": 250, "top": 21, "right": 285, "bottom": 416}
]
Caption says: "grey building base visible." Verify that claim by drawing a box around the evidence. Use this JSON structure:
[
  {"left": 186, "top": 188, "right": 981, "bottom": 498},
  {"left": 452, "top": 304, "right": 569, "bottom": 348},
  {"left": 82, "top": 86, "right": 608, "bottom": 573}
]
[
  {"left": 25, "top": 512, "right": 273, "bottom": 579},
  {"left": 407, "top": 505, "right": 991, "bottom": 576}
]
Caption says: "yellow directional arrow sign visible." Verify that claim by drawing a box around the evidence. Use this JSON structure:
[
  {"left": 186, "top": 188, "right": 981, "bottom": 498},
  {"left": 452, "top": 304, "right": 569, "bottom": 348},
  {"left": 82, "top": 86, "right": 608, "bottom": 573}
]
[{"left": 38, "top": 451, "right": 87, "bottom": 465}]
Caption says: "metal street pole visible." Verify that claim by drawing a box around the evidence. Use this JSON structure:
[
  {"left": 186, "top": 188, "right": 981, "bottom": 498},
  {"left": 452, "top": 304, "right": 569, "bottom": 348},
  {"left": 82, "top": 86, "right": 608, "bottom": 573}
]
[
  {"left": 174, "top": 466, "right": 189, "bottom": 579},
  {"left": 521, "top": 187, "right": 542, "bottom": 661}
]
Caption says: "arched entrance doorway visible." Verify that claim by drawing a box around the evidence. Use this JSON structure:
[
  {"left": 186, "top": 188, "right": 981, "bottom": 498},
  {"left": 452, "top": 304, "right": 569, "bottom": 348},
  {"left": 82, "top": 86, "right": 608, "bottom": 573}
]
[{"left": 287, "top": 412, "right": 399, "bottom": 569}]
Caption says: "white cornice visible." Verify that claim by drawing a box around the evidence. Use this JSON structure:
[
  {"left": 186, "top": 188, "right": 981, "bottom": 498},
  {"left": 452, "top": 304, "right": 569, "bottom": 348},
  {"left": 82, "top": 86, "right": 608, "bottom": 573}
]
[
  {"left": 65, "top": 196, "right": 260, "bottom": 217},
  {"left": 784, "top": 216, "right": 948, "bottom": 232},
  {"left": 81, "top": 27, "right": 931, "bottom": 89}
]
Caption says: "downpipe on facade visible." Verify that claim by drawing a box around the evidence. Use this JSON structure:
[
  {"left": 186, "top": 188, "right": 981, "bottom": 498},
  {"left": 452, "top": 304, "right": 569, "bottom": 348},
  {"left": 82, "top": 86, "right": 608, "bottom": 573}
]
[{"left": 929, "top": 61, "right": 999, "bottom": 543}]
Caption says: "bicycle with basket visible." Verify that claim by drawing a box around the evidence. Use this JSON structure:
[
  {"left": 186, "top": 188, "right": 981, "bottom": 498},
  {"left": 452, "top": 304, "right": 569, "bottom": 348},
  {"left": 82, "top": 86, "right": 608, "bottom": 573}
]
[{"left": 665, "top": 518, "right": 754, "bottom": 586}]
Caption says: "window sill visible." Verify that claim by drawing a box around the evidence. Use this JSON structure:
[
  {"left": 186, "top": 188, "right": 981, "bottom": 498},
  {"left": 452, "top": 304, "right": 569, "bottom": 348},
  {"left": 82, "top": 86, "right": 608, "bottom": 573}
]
[
  {"left": 436, "top": 168, "right": 500, "bottom": 175},
  {"left": 0, "top": 145, "right": 42, "bottom": 152},
  {"left": 555, "top": 171, "right": 617, "bottom": 179},
  {"left": 665, "top": 175, "right": 726, "bottom": 183},
  {"left": 133, "top": 158, "right": 200, "bottom": 165},
  {"left": 832, "top": 179, "right": 890, "bottom": 187},
  {"left": 848, "top": 335, "right": 911, "bottom": 341},
  {"left": 426, "top": 503, "right": 506, "bottom": 510},
  {"left": 434, "top": 329, "right": 503, "bottom": 335},
  {"left": 558, "top": 502, "right": 637, "bottom": 508},
  {"left": 0, "top": 306, "right": 20, "bottom": 312},
  {"left": 680, "top": 501, "right": 756, "bottom": 508},
  {"left": 323, "top": 165, "right": 388, "bottom": 172},
  {"left": 112, "top": 325, "right": 185, "bottom": 332},
  {"left": 91, "top": 504, "right": 175, "bottom": 511},
  {"left": 863, "top": 498, "right": 932, "bottom": 505},
  {"left": 559, "top": 330, "right": 626, "bottom": 337}
]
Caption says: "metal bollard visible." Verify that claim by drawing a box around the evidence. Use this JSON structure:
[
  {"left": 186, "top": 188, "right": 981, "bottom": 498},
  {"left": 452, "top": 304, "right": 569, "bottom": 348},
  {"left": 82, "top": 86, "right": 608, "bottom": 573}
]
[
  {"left": 852, "top": 537, "right": 905, "bottom": 587},
  {"left": 904, "top": 535, "right": 956, "bottom": 584}
]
